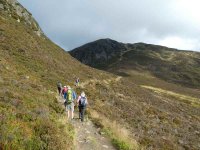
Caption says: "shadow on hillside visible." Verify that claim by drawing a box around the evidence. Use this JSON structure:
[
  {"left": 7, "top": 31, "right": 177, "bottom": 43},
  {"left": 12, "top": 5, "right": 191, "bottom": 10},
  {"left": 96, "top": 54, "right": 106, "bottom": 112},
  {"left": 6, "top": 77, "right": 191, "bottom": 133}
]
[{"left": 114, "top": 72, "right": 130, "bottom": 77}]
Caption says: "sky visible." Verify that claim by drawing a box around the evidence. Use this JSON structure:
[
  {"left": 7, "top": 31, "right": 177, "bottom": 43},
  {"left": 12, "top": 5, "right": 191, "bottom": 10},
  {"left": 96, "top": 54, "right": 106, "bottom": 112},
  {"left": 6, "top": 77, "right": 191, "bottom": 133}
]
[{"left": 18, "top": 0, "right": 200, "bottom": 51}]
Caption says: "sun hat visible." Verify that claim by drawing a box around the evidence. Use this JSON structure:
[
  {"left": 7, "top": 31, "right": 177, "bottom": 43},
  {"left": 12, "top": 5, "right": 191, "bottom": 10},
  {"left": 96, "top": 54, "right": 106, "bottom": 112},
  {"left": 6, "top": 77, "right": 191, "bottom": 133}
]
[
  {"left": 81, "top": 92, "right": 85, "bottom": 97},
  {"left": 67, "top": 85, "right": 71, "bottom": 89}
]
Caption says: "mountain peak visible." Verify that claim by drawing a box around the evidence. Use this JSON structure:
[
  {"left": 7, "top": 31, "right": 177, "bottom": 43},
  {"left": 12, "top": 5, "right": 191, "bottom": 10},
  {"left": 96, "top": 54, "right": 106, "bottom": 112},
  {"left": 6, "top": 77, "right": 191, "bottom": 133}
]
[
  {"left": 84, "top": 38, "right": 122, "bottom": 48},
  {"left": 70, "top": 38, "right": 126, "bottom": 68},
  {"left": 95, "top": 38, "right": 119, "bottom": 43}
]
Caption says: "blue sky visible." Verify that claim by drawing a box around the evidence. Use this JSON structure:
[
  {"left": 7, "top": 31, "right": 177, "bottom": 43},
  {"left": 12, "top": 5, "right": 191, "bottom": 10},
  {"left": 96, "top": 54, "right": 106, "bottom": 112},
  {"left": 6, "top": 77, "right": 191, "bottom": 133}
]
[{"left": 18, "top": 0, "right": 200, "bottom": 51}]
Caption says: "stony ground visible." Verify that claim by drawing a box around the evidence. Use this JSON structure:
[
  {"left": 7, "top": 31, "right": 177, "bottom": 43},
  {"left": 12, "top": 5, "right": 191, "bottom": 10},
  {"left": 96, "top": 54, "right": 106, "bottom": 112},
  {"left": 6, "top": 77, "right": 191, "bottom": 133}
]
[
  {"left": 73, "top": 113, "right": 116, "bottom": 150},
  {"left": 57, "top": 96, "right": 116, "bottom": 150}
]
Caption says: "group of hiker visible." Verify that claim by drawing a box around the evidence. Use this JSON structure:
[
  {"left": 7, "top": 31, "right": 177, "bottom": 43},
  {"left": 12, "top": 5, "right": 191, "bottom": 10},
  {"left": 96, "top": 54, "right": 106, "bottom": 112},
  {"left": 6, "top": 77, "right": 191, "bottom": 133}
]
[{"left": 57, "top": 79, "right": 88, "bottom": 122}]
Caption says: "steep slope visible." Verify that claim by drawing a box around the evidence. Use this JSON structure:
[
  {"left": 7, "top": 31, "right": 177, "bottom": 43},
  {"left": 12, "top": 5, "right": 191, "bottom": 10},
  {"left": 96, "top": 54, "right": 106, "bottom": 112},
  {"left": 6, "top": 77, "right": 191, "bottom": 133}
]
[
  {"left": 70, "top": 39, "right": 200, "bottom": 88},
  {"left": 0, "top": 1, "right": 111, "bottom": 149}
]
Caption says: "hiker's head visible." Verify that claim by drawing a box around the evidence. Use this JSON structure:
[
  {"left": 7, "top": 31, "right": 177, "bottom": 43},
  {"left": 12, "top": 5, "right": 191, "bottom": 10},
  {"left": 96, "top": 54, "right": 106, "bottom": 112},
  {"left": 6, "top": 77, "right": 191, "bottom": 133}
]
[
  {"left": 67, "top": 85, "right": 71, "bottom": 90},
  {"left": 81, "top": 91, "right": 85, "bottom": 97},
  {"left": 64, "top": 85, "right": 67, "bottom": 88}
]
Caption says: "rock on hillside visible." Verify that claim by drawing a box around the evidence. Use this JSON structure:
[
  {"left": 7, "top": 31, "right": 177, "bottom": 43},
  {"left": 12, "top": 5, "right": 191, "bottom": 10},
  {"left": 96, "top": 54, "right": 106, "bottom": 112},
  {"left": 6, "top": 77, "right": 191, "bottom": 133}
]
[{"left": 0, "top": 0, "right": 43, "bottom": 36}]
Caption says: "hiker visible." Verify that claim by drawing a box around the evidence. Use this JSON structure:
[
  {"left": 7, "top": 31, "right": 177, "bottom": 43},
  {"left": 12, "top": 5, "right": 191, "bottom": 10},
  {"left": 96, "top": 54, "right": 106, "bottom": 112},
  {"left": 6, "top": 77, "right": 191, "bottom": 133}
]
[
  {"left": 64, "top": 86, "right": 76, "bottom": 120},
  {"left": 77, "top": 91, "right": 88, "bottom": 122},
  {"left": 57, "top": 82, "right": 62, "bottom": 96},
  {"left": 62, "top": 85, "right": 68, "bottom": 100},
  {"left": 75, "top": 77, "right": 80, "bottom": 86}
]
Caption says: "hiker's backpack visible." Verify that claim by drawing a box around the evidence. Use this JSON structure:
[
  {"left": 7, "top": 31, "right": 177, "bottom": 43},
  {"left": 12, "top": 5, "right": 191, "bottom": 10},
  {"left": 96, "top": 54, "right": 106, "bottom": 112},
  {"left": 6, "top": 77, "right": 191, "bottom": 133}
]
[
  {"left": 72, "top": 91, "right": 77, "bottom": 100},
  {"left": 79, "top": 96, "right": 86, "bottom": 107},
  {"left": 57, "top": 82, "right": 62, "bottom": 88},
  {"left": 67, "top": 89, "right": 73, "bottom": 104}
]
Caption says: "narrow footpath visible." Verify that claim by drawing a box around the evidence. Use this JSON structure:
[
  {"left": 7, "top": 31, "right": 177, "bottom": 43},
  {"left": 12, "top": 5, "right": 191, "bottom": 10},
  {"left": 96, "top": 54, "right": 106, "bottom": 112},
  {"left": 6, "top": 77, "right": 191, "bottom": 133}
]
[{"left": 57, "top": 96, "right": 116, "bottom": 150}]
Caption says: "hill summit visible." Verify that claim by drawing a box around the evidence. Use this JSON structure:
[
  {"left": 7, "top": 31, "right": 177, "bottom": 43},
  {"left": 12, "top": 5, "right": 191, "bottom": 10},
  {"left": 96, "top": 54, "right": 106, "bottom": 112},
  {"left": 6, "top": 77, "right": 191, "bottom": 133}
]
[{"left": 70, "top": 38, "right": 126, "bottom": 68}]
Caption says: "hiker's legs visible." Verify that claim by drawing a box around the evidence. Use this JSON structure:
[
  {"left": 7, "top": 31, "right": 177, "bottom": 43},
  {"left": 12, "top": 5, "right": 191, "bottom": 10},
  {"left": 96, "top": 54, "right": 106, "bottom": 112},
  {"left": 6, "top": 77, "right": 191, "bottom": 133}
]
[
  {"left": 71, "top": 111, "right": 74, "bottom": 119},
  {"left": 64, "top": 93, "right": 67, "bottom": 99},
  {"left": 71, "top": 103, "right": 74, "bottom": 119},
  {"left": 58, "top": 87, "right": 61, "bottom": 95},
  {"left": 66, "top": 105, "right": 70, "bottom": 120},
  {"left": 79, "top": 106, "right": 81, "bottom": 119},
  {"left": 67, "top": 110, "right": 70, "bottom": 119},
  {"left": 80, "top": 107, "right": 85, "bottom": 122},
  {"left": 80, "top": 107, "right": 83, "bottom": 121}
]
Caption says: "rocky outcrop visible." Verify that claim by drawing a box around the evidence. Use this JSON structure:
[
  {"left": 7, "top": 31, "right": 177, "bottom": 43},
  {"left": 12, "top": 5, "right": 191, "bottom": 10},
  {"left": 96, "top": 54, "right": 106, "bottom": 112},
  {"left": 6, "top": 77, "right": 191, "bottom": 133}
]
[
  {"left": 70, "top": 39, "right": 127, "bottom": 69},
  {"left": 0, "top": 0, "right": 43, "bottom": 37}
]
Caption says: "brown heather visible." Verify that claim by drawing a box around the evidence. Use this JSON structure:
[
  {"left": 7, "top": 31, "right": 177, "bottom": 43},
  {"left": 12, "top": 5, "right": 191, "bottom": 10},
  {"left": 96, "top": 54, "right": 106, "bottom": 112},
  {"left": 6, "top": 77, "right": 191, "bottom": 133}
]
[{"left": 1, "top": 0, "right": 200, "bottom": 150}]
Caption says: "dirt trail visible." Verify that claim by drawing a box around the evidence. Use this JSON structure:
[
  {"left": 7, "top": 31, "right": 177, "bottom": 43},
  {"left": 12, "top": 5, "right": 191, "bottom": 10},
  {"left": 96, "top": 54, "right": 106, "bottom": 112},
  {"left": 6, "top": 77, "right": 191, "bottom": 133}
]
[
  {"left": 73, "top": 113, "right": 116, "bottom": 150},
  {"left": 57, "top": 96, "right": 116, "bottom": 150}
]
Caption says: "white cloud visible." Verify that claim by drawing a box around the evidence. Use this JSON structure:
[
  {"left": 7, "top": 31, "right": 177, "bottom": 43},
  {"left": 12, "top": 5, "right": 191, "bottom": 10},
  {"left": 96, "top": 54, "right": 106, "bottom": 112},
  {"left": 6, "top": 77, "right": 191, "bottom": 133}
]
[
  {"left": 158, "top": 36, "right": 200, "bottom": 51},
  {"left": 18, "top": 0, "right": 200, "bottom": 51}
]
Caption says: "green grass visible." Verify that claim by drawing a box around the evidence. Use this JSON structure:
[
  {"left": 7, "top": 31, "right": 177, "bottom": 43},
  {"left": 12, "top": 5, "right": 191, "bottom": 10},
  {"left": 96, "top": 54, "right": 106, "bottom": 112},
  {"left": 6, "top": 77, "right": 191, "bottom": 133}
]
[
  {"left": 101, "top": 127, "right": 134, "bottom": 150},
  {"left": 0, "top": 3, "right": 112, "bottom": 149},
  {"left": 141, "top": 85, "right": 200, "bottom": 107},
  {"left": 112, "top": 138, "right": 133, "bottom": 150},
  {"left": 89, "top": 110, "right": 141, "bottom": 150},
  {"left": 0, "top": 7, "right": 79, "bottom": 149}
]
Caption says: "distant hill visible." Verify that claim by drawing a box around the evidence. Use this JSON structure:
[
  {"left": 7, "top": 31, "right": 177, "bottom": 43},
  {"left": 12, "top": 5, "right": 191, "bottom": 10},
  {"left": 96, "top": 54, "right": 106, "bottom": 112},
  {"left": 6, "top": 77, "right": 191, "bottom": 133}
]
[
  {"left": 70, "top": 39, "right": 200, "bottom": 88},
  {"left": 70, "top": 39, "right": 126, "bottom": 68}
]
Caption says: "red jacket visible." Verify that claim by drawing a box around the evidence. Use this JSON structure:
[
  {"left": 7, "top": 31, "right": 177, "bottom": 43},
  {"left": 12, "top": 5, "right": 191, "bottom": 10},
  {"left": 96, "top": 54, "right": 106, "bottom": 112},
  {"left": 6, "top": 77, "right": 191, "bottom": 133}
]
[{"left": 62, "top": 87, "right": 68, "bottom": 94}]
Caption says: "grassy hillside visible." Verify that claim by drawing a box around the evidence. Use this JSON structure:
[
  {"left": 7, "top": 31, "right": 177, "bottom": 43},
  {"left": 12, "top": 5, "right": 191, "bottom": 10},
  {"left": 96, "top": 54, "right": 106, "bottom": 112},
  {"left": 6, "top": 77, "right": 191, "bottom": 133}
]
[
  {"left": 1, "top": 1, "right": 200, "bottom": 150},
  {"left": 78, "top": 77, "right": 200, "bottom": 150},
  {"left": 0, "top": 2, "right": 111, "bottom": 149}
]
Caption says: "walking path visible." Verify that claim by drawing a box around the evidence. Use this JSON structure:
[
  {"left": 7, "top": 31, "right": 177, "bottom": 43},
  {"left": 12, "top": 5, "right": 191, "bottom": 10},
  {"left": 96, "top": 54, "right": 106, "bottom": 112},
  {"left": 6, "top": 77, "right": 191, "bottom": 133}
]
[{"left": 57, "top": 96, "right": 116, "bottom": 150}]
